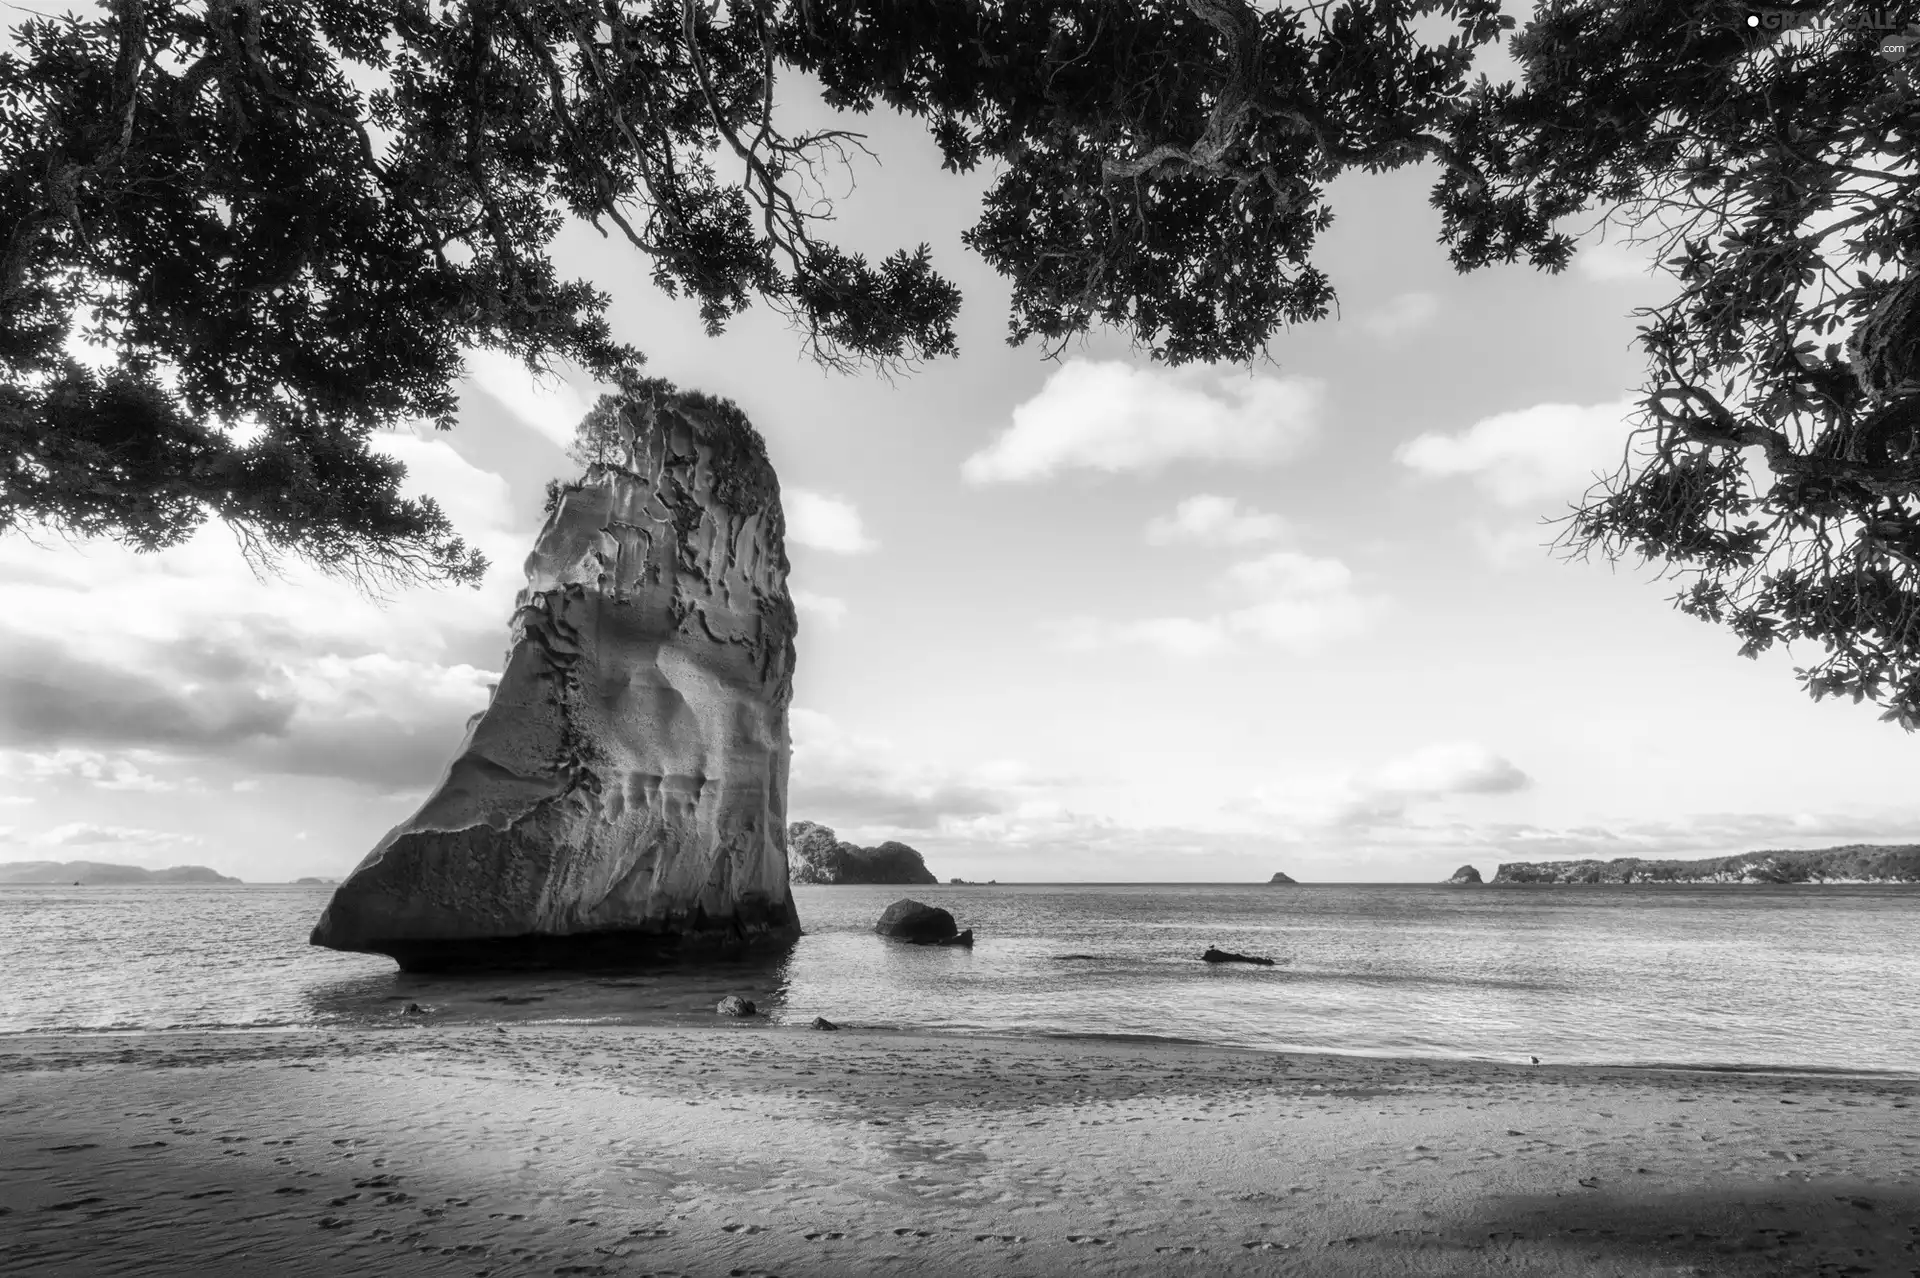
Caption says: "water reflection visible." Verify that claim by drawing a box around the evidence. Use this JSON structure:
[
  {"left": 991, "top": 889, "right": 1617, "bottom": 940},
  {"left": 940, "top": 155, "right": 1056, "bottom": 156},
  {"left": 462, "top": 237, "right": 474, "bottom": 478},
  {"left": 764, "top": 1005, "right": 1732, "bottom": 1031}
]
[{"left": 298, "top": 944, "right": 800, "bottom": 1027}]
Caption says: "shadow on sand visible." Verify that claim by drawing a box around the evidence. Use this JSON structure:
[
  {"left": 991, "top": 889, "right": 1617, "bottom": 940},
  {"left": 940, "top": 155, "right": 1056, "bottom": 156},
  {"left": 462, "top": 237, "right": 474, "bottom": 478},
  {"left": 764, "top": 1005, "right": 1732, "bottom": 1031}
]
[{"left": 1376, "top": 1180, "right": 1920, "bottom": 1276}]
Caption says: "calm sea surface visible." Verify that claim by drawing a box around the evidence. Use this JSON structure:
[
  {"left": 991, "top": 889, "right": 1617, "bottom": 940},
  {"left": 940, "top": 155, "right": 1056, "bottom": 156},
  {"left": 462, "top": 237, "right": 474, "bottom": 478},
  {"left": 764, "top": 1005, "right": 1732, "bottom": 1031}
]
[{"left": 2, "top": 883, "right": 1916, "bottom": 1072}]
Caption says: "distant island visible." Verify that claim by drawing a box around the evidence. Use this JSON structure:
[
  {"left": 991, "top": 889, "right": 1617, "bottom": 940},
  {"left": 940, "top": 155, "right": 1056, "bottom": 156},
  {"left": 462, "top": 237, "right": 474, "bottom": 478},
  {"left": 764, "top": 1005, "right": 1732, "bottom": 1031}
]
[
  {"left": 1266, "top": 871, "right": 1298, "bottom": 885},
  {"left": 293, "top": 877, "right": 338, "bottom": 886},
  {"left": 1445, "top": 865, "right": 1484, "bottom": 885},
  {"left": 788, "top": 822, "right": 937, "bottom": 885},
  {"left": 0, "top": 860, "right": 241, "bottom": 885},
  {"left": 1491, "top": 844, "right": 1920, "bottom": 885}
]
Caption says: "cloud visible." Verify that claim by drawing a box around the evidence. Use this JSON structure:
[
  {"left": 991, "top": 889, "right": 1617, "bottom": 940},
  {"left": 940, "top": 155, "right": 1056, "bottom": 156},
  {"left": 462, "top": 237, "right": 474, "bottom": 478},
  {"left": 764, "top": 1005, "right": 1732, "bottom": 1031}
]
[
  {"left": 791, "top": 591, "right": 848, "bottom": 627},
  {"left": 1397, "top": 398, "right": 1637, "bottom": 506},
  {"left": 1468, "top": 810, "right": 1913, "bottom": 862},
  {"left": 1358, "top": 291, "right": 1440, "bottom": 339},
  {"left": 461, "top": 346, "right": 593, "bottom": 449},
  {"left": 1242, "top": 742, "right": 1532, "bottom": 830},
  {"left": 38, "top": 822, "right": 199, "bottom": 848},
  {"left": 784, "top": 490, "right": 877, "bottom": 554},
  {"left": 1574, "top": 234, "right": 1664, "bottom": 282},
  {"left": 1145, "top": 495, "right": 1288, "bottom": 547},
  {"left": 0, "top": 749, "right": 175, "bottom": 793},
  {"left": 1049, "top": 548, "right": 1382, "bottom": 657},
  {"left": 789, "top": 708, "right": 1060, "bottom": 835},
  {"left": 0, "top": 433, "right": 525, "bottom": 794},
  {"left": 963, "top": 359, "right": 1323, "bottom": 483}
]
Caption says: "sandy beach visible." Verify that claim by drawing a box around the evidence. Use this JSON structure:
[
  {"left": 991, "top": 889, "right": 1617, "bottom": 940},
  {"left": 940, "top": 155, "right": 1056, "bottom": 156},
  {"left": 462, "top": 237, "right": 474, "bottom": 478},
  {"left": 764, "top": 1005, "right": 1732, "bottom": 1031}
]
[{"left": 2, "top": 1024, "right": 1916, "bottom": 1277}]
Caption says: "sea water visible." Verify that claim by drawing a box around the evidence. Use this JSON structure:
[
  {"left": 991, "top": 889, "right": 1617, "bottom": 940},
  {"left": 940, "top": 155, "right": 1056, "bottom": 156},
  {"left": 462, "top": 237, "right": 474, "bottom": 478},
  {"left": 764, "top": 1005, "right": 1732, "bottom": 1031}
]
[{"left": 2, "top": 882, "right": 1916, "bottom": 1072}]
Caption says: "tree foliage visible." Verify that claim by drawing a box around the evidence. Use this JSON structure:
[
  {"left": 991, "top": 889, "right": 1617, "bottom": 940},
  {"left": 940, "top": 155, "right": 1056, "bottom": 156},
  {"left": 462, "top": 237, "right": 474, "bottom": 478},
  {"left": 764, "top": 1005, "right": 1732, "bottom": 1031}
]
[
  {"left": 1443, "top": 1, "right": 1920, "bottom": 727},
  {"left": 4, "top": 0, "right": 1920, "bottom": 725}
]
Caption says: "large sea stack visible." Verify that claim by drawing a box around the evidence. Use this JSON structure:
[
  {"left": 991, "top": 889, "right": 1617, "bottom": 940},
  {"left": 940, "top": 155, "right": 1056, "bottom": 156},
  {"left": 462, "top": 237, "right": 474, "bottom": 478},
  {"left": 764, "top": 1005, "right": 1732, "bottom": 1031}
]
[{"left": 310, "top": 381, "right": 801, "bottom": 970}]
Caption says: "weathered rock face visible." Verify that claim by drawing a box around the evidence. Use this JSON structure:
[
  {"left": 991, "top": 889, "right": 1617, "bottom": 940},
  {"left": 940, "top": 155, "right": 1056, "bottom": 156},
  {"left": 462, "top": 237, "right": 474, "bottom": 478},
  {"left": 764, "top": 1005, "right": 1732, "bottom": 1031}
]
[
  {"left": 788, "top": 821, "right": 938, "bottom": 884},
  {"left": 1445, "top": 865, "right": 1484, "bottom": 885},
  {"left": 310, "top": 381, "right": 801, "bottom": 970}
]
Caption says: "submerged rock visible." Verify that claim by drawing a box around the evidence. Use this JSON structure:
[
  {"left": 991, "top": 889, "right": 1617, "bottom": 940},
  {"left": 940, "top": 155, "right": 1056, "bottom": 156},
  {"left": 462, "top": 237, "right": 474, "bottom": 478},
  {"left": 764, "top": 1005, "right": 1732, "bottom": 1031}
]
[
  {"left": 874, "top": 899, "right": 959, "bottom": 944},
  {"left": 309, "top": 380, "right": 802, "bottom": 971},
  {"left": 939, "top": 928, "right": 975, "bottom": 948},
  {"left": 716, "top": 995, "right": 756, "bottom": 1017},
  {"left": 1445, "top": 864, "right": 1484, "bottom": 885},
  {"left": 811, "top": 1016, "right": 840, "bottom": 1031},
  {"left": 1202, "top": 947, "right": 1275, "bottom": 967},
  {"left": 787, "top": 821, "right": 938, "bottom": 884}
]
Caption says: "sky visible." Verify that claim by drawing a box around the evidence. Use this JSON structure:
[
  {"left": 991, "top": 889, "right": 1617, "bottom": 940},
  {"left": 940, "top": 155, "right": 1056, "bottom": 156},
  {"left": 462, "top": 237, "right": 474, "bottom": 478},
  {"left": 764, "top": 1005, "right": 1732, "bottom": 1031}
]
[{"left": 3, "top": 7, "right": 1919, "bottom": 883}]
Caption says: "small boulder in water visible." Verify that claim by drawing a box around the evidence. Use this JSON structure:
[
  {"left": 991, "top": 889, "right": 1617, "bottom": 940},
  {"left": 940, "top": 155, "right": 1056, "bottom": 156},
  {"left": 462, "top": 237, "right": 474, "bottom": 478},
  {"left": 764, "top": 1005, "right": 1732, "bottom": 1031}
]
[
  {"left": 874, "top": 899, "right": 959, "bottom": 944},
  {"left": 811, "top": 1016, "right": 840, "bottom": 1031},
  {"left": 716, "top": 995, "right": 757, "bottom": 1017},
  {"left": 1202, "top": 947, "right": 1275, "bottom": 967},
  {"left": 938, "top": 928, "right": 975, "bottom": 948},
  {"left": 400, "top": 1001, "right": 427, "bottom": 1016}
]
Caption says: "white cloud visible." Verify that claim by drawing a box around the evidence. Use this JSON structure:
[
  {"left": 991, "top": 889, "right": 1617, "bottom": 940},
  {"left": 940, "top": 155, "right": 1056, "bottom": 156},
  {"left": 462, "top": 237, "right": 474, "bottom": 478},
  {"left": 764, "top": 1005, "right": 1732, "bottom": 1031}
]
[
  {"left": 963, "top": 359, "right": 1323, "bottom": 483},
  {"left": 784, "top": 490, "right": 877, "bottom": 554},
  {"left": 1397, "top": 398, "right": 1637, "bottom": 506},
  {"left": 0, "top": 749, "right": 174, "bottom": 793},
  {"left": 1243, "top": 742, "right": 1531, "bottom": 830},
  {"left": 789, "top": 708, "right": 1061, "bottom": 836},
  {"left": 791, "top": 590, "right": 848, "bottom": 627},
  {"left": 461, "top": 346, "right": 593, "bottom": 449},
  {"left": 1145, "top": 495, "right": 1288, "bottom": 547},
  {"left": 1358, "top": 291, "right": 1440, "bottom": 338},
  {"left": 1049, "top": 548, "right": 1382, "bottom": 657},
  {"left": 38, "top": 822, "right": 200, "bottom": 848},
  {"left": 1574, "top": 235, "right": 1664, "bottom": 282},
  {"left": 0, "top": 434, "right": 526, "bottom": 793}
]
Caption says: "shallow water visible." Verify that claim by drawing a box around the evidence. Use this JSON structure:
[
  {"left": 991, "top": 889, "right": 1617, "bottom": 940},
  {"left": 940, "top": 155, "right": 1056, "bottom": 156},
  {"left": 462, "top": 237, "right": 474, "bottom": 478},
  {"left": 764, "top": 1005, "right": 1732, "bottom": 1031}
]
[{"left": 2, "top": 882, "right": 1916, "bottom": 1071}]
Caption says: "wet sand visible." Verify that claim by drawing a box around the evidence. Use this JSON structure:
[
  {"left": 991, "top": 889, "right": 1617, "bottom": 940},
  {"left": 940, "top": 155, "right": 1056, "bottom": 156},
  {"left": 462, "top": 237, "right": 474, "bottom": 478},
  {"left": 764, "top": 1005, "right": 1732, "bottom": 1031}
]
[{"left": 2, "top": 1024, "right": 1917, "bottom": 1276}]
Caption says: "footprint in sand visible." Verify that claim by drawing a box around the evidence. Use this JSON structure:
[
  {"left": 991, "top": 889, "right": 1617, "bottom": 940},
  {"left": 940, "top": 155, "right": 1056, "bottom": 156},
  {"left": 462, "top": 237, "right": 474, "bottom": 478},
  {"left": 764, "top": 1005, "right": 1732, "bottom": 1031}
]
[
  {"left": 1067, "top": 1235, "right": 1110, "bottom": 1245},
  {"left": 803, "top": 1231, "right": 844, "bottom": 1241},
  {"left": 627, "top": 1227, "right": 671, "bottom": 1238},
  {"left": 720, "top": 1223, "right": 766, "bottom": 1234},
  {"left": 975, "top": 1234, "right": 1024, "bottom": 1243},
  {"left": 1243, "top": 1240, "right": 1295, "bottom": 1251},
  {"left": 892, "top": 1228, "right": 932, "bottom": 1237},
  {"left": 316, "top": 1216, "right": 352, "bottom": 1230},
  {"left": 1156, "top": 1245, "right": 1202, "bottom": 1254}
]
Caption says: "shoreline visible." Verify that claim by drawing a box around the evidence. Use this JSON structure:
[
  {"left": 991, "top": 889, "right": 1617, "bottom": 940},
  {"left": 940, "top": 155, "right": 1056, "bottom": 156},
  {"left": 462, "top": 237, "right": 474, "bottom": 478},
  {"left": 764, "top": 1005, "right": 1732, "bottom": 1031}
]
[
  {"left": 4, "top": 1025, "right": 1918, "bottom": 1276},
  {"left": 5, "top": 1020, "right": 1918, "bottom": 1081}
]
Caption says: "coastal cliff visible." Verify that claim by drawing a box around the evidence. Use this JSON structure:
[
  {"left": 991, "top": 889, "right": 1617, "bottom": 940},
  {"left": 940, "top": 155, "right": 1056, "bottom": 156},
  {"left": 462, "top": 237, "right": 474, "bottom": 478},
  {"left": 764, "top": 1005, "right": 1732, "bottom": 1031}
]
[
  {"left": 788, "top": 822, "right": 937, "bottom": 885},
  {"left": 1491, "top": 844, "right": 1920, "bottom": 884},
  {"left": 310, "top": 380, "right": 801, "bottom": 970}
]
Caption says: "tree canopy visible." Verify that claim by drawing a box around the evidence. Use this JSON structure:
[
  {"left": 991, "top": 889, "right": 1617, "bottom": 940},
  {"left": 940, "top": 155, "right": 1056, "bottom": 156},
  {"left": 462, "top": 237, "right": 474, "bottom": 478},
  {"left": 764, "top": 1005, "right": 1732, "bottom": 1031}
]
[{"left": 2, "top": 1, "right": 1918, "bottom": 723}]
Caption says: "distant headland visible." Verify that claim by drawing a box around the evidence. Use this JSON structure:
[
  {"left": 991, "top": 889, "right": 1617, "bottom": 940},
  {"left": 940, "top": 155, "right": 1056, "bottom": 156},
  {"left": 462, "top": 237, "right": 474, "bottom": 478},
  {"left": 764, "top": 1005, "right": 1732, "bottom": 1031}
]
[
  {"left": 0, "top": 860, "right": 241, "bottom": 885},
  {"left": 1490, "top": 844, "right": 1920, "bottom": 885},
  {"left": 788, "top": 822, "right": 938, "bottom": 885},
  {"left": 1266, "top": 871, "right": 1298, "bottom": 885}
]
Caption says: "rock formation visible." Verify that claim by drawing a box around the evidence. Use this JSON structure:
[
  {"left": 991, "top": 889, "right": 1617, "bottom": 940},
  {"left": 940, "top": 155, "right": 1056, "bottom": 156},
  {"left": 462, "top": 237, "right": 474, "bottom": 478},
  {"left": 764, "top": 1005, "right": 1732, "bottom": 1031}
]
[
  {"left": 788, "top": 821, "right": 938, "bottom": 884},
  {"left": 1202, "top": 947, "right": 1276, "bottom": 966},
  {"left": 1491, "top": 845, "right": 1920, "bottom": 885},
  {"left": 310, "top": 380, "right": 802, "bottom": 970},
  {"left": 1266, "top": 871, "right": 1298, "bottom": 885},
  {"left": 874, "top": 899, "right": 960, "bottom": 943},
  {"left": 1444, "top": 865, "right": 1484, "bottom": 885}
]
